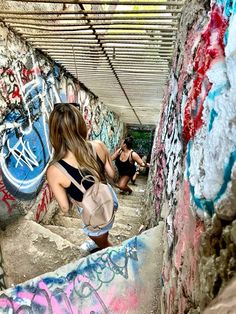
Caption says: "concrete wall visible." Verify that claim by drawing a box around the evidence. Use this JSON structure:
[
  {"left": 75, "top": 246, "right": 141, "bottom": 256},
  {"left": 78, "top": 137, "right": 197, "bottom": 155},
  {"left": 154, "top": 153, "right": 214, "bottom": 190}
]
[
  {"left": 0, "top": 23, "right": 124, "bottom": 228},
  {"left": 147, "top": 0, "right": 236, "bottom": 312},
  {"left": 0, "top": 226, "right": 164, "bottom": 314}
]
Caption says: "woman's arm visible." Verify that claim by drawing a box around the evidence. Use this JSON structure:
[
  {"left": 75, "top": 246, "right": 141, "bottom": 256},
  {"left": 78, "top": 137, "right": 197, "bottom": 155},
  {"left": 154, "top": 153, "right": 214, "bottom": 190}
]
[
  {"left": 46, "top": 165, "right": 71, "bottom": 214},
  {"left": 92, "top": 140, "right": 116, "bottom": 180},
  {"left": 132, "top": 151, "right": 150, "bottom": 168},
  {"left": 111, "top": 148, "right": 121, "bottom": 161}
]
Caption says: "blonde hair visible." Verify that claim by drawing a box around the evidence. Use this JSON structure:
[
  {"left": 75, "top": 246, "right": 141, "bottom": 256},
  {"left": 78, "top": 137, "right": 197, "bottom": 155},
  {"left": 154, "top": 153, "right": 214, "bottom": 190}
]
[{"left": 49, "top": 103, "right": 101, "bottom": 180}]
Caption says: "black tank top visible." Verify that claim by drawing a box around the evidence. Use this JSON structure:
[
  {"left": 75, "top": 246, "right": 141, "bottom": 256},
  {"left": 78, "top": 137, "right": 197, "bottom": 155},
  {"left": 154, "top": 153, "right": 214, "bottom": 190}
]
[
  {"left": 115, "top": 150, "right": 136, "bottom": 177},
  {"left": 58, "top": 155, "right": 105, "bottom": 202}
]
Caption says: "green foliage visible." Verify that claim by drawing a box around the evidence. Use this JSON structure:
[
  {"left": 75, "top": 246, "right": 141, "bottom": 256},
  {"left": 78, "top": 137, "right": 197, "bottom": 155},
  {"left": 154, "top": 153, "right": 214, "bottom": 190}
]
[{"left": 128, "top": 129, "right": 153, "bottom": 157}]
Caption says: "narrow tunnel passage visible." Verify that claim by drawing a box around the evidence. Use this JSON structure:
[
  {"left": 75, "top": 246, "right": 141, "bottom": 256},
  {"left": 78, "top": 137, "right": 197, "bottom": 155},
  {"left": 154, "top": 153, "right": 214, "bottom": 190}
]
[{"left": 0, "top": 0, "right": 236, "bottom": 313}]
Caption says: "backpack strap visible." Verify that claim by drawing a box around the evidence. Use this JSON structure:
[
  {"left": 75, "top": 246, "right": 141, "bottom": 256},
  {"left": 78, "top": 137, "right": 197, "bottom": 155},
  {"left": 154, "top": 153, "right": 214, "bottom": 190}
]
[{"left": 54, "top": 162, "right": 87, "bottom": 193}]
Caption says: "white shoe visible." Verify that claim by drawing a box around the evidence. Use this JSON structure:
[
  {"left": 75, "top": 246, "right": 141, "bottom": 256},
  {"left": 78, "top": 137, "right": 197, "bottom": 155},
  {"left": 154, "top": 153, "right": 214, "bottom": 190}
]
[{"left": 80, "top": 240, "right": 99, "bottom": 256}]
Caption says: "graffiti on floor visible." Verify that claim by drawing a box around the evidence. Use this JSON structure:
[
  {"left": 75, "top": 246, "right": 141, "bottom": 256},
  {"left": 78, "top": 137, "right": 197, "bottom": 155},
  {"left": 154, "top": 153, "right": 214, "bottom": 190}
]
[{"left": 0, "top": 237, "right": 140, "bottom": 313}]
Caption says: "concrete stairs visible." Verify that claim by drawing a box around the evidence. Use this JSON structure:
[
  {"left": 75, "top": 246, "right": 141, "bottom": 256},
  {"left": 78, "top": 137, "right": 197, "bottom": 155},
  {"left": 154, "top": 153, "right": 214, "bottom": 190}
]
[
  {"left": 0, "top": 223, "right": 164, "bottom": 314},
  {"left": 0, "top": 175, "right": 154, "bottom": 291},
  {"left": 0, "top": 174, "right": 165, "bottom": 313},
  {"left": 43, "top": 175, "right": 148, "bottom": 249}
]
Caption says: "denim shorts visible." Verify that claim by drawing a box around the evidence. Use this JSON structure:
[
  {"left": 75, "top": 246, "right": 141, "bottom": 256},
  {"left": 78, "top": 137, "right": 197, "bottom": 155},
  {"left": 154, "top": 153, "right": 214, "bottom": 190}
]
[{"left": 78, "top": 184, "right": 119, "bottom": 237}]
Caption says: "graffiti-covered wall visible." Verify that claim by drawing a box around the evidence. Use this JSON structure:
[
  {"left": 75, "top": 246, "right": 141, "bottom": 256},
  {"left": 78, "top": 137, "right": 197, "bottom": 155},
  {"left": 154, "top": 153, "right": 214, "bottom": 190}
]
[
  {"left": 0, "top": 24, "right": 124, "bottom": 227},
  {"left": 0, "top": 227, "right": 163, "bottom": 314},
  {"left": 148, "top": 0, "right": 236, "bottom": 312}
]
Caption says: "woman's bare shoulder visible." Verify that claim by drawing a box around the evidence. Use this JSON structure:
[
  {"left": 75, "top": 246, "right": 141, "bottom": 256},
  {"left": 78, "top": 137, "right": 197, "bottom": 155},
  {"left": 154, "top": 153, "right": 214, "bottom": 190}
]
[
  {"left": 46, "top": 163, "right": 61, "bottom": 177},
  {"left": 89, "top": 140, "right": 107, "bottom": 152},
  {"left": 90, "top": 139, "right": 104, "bottom": 146}
]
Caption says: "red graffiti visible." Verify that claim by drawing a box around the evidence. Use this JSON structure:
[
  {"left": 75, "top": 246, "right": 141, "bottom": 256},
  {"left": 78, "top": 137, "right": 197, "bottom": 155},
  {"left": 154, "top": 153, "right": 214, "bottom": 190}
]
[
  {"left": 183, "top": 5, "right": 228, "bottom": 144},
  {"left": 0, "top": 180, "right": 16, "bottom": 213},
  {"left": 11, "top": 84, "right": 21, "bottom": 99},
  {"left": 35, "top": 184, "right": 54, "bottom": 221}
]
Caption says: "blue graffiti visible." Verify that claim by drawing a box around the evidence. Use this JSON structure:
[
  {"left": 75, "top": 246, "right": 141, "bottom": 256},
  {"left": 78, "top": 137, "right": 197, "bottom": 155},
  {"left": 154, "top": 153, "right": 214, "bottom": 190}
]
[
  {"left": 216, "top": 0, "right": 233, "bottom": 17},
  {"left": 208, "top": 108, "right": 218, "bottom": 131},
  {"left": 186, "top": 142, "right": 215, "bottom": 216},
  {"left": 2, "top": 116, "right": 51, "bottom": 199},
  {"left": 186, "top": 141, "right": 236, "bottom": 216}
]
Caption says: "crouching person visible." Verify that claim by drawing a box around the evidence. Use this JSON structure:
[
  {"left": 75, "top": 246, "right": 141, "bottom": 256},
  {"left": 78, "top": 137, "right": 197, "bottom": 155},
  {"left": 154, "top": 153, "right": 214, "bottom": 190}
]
[{"left": 46, "top": 103, "right": 118, "bottom": 254}]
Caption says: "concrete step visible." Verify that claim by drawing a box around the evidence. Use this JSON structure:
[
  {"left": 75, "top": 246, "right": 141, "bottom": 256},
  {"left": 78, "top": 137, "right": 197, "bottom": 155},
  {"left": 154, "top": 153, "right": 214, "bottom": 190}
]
[
  {"left": 44, "top": 225, "right": 87, "bottom": 248},
  {"left": 43, "top": 175, "right": 148, "bottom": 255},
  {"left": 50, "top": 215, "right": 83, "bottom": 229},
  {"left": 0, "top": 223, "right": 164, "bottom": 313},
  {"left": 0, "top": 218, "right": 82, "bottom": 287}
]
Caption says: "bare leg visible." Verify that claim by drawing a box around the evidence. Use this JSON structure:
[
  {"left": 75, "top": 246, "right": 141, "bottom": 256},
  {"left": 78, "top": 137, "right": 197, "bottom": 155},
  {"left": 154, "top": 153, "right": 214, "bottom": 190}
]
[
  {"left": 89, "top": 232, "right": 113, "bottom": 250},
  {"left": 117, "top": 175, "right": 132, "bottom": 194},
  {"left": 131, "top": 171, "right": 139, "bottom": 184}
]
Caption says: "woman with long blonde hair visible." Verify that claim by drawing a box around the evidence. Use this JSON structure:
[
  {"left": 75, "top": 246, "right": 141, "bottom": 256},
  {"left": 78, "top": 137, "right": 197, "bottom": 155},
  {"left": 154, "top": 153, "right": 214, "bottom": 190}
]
[{"left": 47, "top": 103, "right": 118, "bottom": 253}]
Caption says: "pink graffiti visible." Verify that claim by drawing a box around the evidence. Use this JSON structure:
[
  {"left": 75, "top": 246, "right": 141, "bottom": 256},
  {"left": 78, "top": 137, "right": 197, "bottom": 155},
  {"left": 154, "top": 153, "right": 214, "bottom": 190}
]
[
  {"left": 35, "top": 184, "right": 54, "bottom": 221},
  {"left": 173, "top": 181, "right": 204, "bottom": 309},
  {"left": 183, "top": 5, "right": 228, "bottom": 143},
  {"left": 109, "top": 287, "right": 139, "bottom": 312},
  {"left": 7, "top": 278, "right": 123, "bottom": 313},
  {"left": 67, "top": 82, "right": 76, "bottom": 103},
  {"left": 176, "top": 25, "right": 201, "bottom": 114}
]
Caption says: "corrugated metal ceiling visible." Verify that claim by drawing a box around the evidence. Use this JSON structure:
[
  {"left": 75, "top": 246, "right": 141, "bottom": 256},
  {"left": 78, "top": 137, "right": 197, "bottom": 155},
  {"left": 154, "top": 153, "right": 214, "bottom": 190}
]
[{"left": 0, "top": 0, "right": 184, "bottom": 125}]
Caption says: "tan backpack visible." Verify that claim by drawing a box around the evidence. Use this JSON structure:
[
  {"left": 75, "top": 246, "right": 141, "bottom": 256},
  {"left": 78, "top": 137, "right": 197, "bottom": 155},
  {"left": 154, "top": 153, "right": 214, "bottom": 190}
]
[{"left": 54, "top": 162, "right": 115, "bottom": 232}]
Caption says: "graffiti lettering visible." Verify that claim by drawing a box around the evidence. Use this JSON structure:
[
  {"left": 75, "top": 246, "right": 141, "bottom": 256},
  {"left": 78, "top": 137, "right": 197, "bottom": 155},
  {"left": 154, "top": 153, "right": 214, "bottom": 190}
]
[
  {"left": 35, "top": 184, "right": 54, "bottom": 221},
  {"left": 0, "top": 179, "right": 15, "bottom": 213},
  {"left": 7, "top": 137, "right": 39, "bottom": 171},
  {"left": 0, "top": 238, "right": 138, "bottom": 312}
]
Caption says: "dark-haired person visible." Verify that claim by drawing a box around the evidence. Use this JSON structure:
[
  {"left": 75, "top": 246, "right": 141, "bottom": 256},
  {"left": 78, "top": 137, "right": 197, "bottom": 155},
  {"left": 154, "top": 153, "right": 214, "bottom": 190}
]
[
  {"left": 112, "top": 136, "right": 149, "bottom": 195},
  {"left": 46, "top": 103, "right": 118, "bottom": 254}
]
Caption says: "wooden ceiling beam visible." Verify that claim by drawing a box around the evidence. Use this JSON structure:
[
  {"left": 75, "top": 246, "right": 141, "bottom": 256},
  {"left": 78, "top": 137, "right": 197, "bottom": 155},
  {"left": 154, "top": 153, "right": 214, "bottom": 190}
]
[
  {"left": 24, "top": 34, "right": 176, "bottom": 39},
  {"left": 5, "top": 19, "right": 177, "bottom": 25},
  {"left": 11, "top": 24, "right": 178, "bottom": 31},
  {"left": 62, "top": 63, "right": 169, "bottom": 70},
  {"left": 23, "top": 31, "right": 176, "bottom": 36},
  {"left": 0, "top": 9, "right": 181, "bottom": 15},
  {"left": 50, "top": 54, "right": 169, "bottom": 60},
  {"left": 47, "top": 52, "right": 170, "bottom": 58},
  {"left": 4, "top": 0, "right": 184, "bottom": 6},
  {"left": 54, "top": 60, "right": 169, "bottom": 67},
  {"left": 36, "top": 40, "right": 174, "bottom": 47},
  {"left": 47, "top": 49, "right": 169, "bottom": 55},
  {"left": 30, "top": 40, "right": 174, "bottom": 47},
  {"left": 3, "top": 15, "right": 179, "bottom": 22}
]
